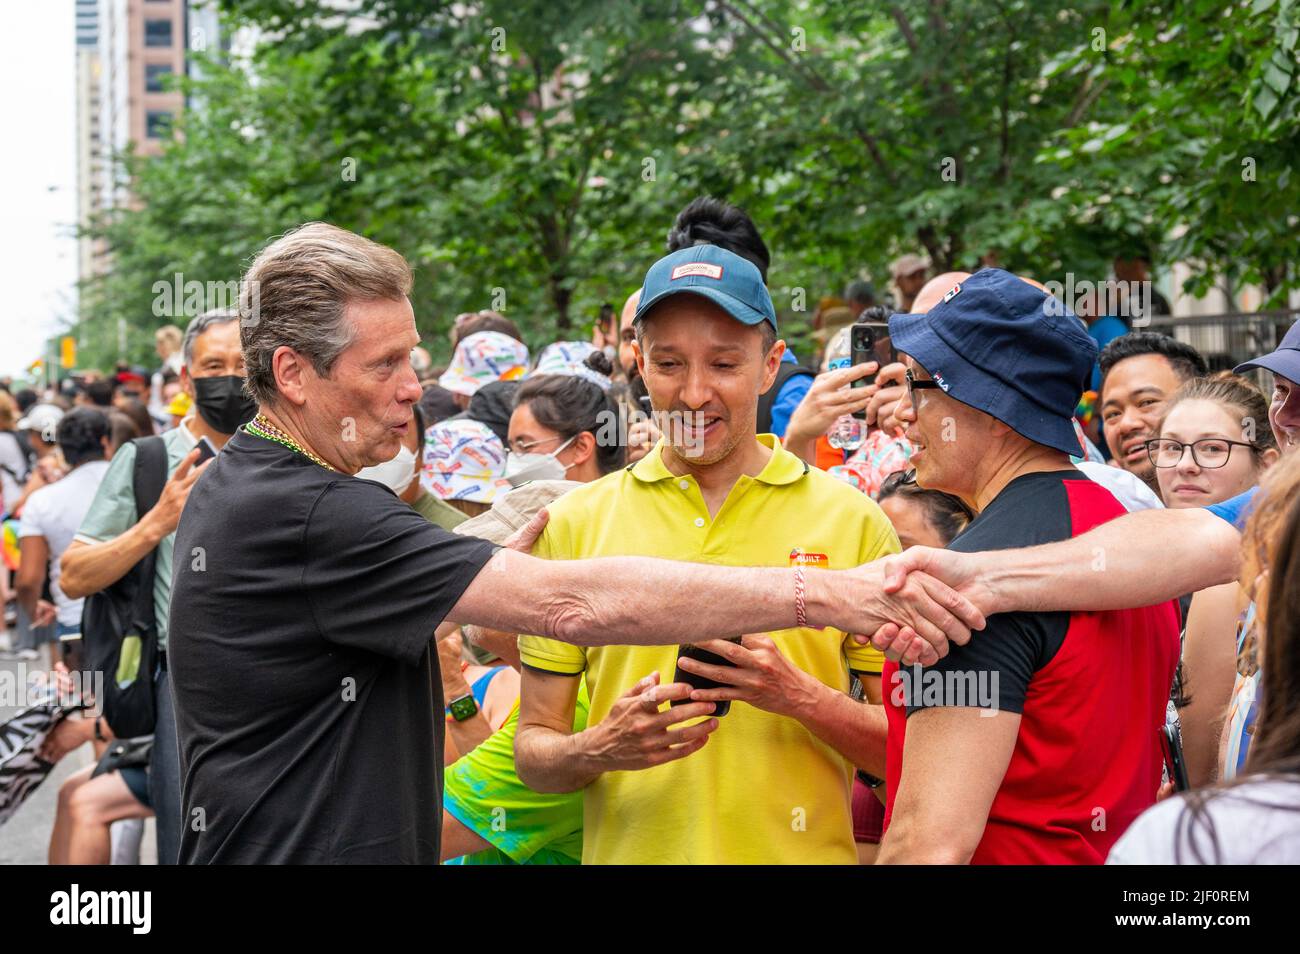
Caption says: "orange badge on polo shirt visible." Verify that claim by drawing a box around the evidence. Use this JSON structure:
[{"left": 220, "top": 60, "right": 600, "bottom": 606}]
[{"left": 789, "top": 547, "right": 829, "bottom": 568}]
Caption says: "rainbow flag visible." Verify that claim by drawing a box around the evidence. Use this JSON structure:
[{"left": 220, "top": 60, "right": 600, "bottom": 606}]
[{"left": 2, "top": 519, "right": 21, "bottom": 572}]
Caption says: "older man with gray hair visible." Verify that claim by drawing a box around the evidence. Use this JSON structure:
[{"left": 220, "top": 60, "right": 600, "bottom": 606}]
[
  {"left": 61, "top": 307, "right": 256, "bottom": 865},
  {"left": 167, "top": 222, "right": 983, "bottom": 865}
]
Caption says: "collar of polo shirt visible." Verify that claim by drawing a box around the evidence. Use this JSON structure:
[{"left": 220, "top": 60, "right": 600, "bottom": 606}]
[{"left": 628, "top": 433, "right": 808, "bottom": 486}]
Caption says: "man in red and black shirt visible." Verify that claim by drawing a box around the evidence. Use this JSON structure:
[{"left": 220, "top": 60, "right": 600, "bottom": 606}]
[{"left": 876, "top": 268, "right": 1180, "bottom": 864}]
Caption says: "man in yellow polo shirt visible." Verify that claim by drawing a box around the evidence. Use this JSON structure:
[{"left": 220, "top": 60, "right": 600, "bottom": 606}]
[{"left": 515, "top": 243, "right": 898, "bottom": 864}]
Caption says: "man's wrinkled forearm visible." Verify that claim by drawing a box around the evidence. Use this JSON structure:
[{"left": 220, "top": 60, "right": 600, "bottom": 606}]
[
  {"left": 546, "top": 557, "right": 806, "bottom": 647},
  {"left": 457, "top": 550, "right": 886, "bottom": 650}
]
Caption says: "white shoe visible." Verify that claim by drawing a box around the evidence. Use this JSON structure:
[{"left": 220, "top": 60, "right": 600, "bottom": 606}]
[{"left": 15, "top": 649, "right": 39, "bottom": 661}]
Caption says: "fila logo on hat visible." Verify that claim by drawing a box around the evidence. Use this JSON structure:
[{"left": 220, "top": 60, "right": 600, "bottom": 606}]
[
  {"left": 942, "top": 283, "right": 962, "bottom": 304},
  {"left": 671, "top": 262, "right": 724, "bottom": 281}
]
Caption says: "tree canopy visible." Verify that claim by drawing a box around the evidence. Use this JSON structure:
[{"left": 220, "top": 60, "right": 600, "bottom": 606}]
[{"left": 78, "top": 0, "right": 1300, "bottom": 370}]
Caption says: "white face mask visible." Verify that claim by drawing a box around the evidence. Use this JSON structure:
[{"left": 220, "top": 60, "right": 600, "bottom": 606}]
[
  {"left": 504, "top": 435, "right": 576, "bottom": 487},
  {"left": 356, "top": 445, "right": 417, "bottom": 495}
]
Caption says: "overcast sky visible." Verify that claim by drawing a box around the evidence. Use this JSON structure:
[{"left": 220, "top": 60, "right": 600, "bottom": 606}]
[{"left": 0, "top": 3, "right": 78, "bottom": 381}]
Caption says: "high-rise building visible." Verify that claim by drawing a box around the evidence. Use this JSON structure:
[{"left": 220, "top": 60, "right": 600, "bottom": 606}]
[
  {"left": 77, "top": 2, "right": 231, "bottom": 264},
  {"left": 75, "top": 0, "right": 104, "bottom": 283},
  {"left": 96, "top": 0, "right": 190, "bottom": 211},
  {"left": 77, "top": 0, "right": 236, "bottom": 360}
]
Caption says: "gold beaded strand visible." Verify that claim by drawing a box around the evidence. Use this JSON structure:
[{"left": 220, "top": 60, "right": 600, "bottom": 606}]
[{"left": 245, "top": 414, "right": 338, "bottom": 472}]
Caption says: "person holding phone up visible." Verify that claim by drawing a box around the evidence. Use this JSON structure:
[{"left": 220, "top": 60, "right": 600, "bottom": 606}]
[
  {"left": 59, "top": 309, "right": 257, "bottom": 867},
  {"left": 783, "top": 274, "right": 976, "bottom": 500},
  {"left": 514, "top": 244, "right": 905, "bottom": 865}
]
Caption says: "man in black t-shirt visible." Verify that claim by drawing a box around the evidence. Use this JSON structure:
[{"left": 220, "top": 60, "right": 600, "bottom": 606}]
[
  {"left": 172, "top": 427, "right": 496, "bottom": 862},
  {"left": 169, "top": 223, "right": 984, "bottom": 864}
]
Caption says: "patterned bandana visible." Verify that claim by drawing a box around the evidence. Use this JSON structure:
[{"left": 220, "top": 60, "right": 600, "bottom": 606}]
[
  {"left": 533, "top": 341, "right": 611, "bottom": 391},
  {"left": 439, "top": 331, "right": 530, "bottom": 398},
  {"left": 420, "top": 417, "right": 509, "bottom": 504}
]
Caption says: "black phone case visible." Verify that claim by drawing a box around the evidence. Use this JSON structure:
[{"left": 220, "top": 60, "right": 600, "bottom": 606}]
[
  {"left": 850, "top": 325, "right": 879, "bottom": 419},
  {"left": 671, "top": 641, "right": 740, "bottom": 716}
]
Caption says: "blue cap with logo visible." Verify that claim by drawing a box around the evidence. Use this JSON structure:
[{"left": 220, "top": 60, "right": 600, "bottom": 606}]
[
  {"left": 634, "top": 245, "right": 777, "bottom": 332},
  {"left": 887, "top": 268, "right": 1097, "bottom": 458},
  {"left": 1234, "top": 318, "right": 1300, "bottom": 382}
]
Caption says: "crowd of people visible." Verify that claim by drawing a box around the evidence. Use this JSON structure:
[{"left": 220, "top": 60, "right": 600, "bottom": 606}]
[{"left": 2, "top": 194, "right": 1298, "bottom": 865}]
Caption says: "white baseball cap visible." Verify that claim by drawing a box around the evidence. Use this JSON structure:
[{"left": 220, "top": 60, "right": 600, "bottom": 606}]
[{"left": 16, "top": 404, "right": 64, "bottom": 443}]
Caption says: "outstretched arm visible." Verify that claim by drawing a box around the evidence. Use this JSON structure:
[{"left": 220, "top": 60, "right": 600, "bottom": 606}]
[
  {"left": 866, "top": 507, "right": 1238, "bottom": 659},
  {"left": 450, "top": 542, "right": 984, "bottom": 666}
]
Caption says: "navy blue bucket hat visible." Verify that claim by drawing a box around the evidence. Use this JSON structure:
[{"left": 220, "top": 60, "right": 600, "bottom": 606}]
[{"left": 887, "top": 268, "right": 1097, "bottom": 457}]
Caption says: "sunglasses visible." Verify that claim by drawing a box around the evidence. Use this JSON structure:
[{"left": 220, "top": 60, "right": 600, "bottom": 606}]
[{"left": 904, "top": 369, "right": 942, "bottom": 402}]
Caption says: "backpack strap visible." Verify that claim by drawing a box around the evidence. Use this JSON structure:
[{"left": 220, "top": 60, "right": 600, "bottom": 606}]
[
  {"left": 756, "top": 361, "right": 815, "bottom": 435},
  {"left": 132, "top": 436, "right": 168, "bottom": 515},
  {"left": 0, "top": 430, "right": 32, "bottom": 484},
  {"left": 129, "top": 436, "right": 169, "bottom": 631}
]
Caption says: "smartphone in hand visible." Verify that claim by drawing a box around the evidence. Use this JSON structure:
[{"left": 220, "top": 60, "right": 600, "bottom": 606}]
[
  {"left": 195, "top": 436, "right": 219, "bottom": 465},
  {"left": 849, "top": 321, "right": 894, "bottom": 420},
  {"left": 671, "top": 638, "right": 742, "bottom": 716}
]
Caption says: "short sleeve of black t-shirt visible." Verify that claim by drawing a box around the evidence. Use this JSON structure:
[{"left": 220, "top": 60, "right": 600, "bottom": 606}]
[
  {"left": 901, "top": 472, "right": 1076, "bottom": 717},
  {"left": 303, "top": 479, "right": 499, "bottom": 667}
]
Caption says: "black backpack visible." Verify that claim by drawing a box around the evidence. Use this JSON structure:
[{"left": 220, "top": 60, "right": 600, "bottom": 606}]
[
  {"left": 80, "top": 436, "right": 168, "bottom": 739},
  {"left": 756, "top": 361, "right": 815, "bottom": 435}
]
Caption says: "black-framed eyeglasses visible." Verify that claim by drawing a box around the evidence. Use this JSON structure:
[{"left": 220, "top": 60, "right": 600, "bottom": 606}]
[
  {"left": 1145, "top": 437, "right": 1256, "bottom": 470},
  {"left": 905, "top": 369, "right": 942, "bottom": 402}
]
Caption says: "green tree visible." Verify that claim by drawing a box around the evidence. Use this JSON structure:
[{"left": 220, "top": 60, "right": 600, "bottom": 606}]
[
  {"left": 81, "top": 0, "right": 1300, "bottom": 374},
  {"left": 1044, "top": 0, "right": 1300, "bottom": 304}
]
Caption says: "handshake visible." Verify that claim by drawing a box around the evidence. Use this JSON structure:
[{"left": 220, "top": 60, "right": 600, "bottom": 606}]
[
  {"left": 838, "top": 546, "right": 992, "bottom": 666},
  {"left": 500, "top": 507, "right": 994, "bottom": 666}
]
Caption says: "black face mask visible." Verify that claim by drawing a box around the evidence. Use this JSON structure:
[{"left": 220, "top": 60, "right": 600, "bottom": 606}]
[{"left": 192, "top": 375, "right": 257, "bottom": 434}]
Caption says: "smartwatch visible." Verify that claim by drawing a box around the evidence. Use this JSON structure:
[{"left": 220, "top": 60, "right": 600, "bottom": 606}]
[{"left": 447, "top": 693, "right": 479, "bottom": 723}]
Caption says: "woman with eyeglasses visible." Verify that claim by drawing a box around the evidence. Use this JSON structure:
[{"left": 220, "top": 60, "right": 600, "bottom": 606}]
[
  {"left": 1149, "top": 373, "right": 1279, "bottom": 789},
  {"left": 1148, "top": 372, "right": 1279, "bottom": 510},
  {"left": 1109, "top": 452, "right": 1300, "bottom": 863},
  {"left": 503, "top": 352, "right": 623, "bottom": 487}
]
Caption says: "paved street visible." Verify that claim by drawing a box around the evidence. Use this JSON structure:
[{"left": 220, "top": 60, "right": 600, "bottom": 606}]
[{"left": 0, "top": 645, "right": 155, "bottom": 864}]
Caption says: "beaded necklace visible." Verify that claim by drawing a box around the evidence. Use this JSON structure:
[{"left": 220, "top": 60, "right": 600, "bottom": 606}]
[{"left": 245, "top": 413, "right": 338, "bottom": 472}]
